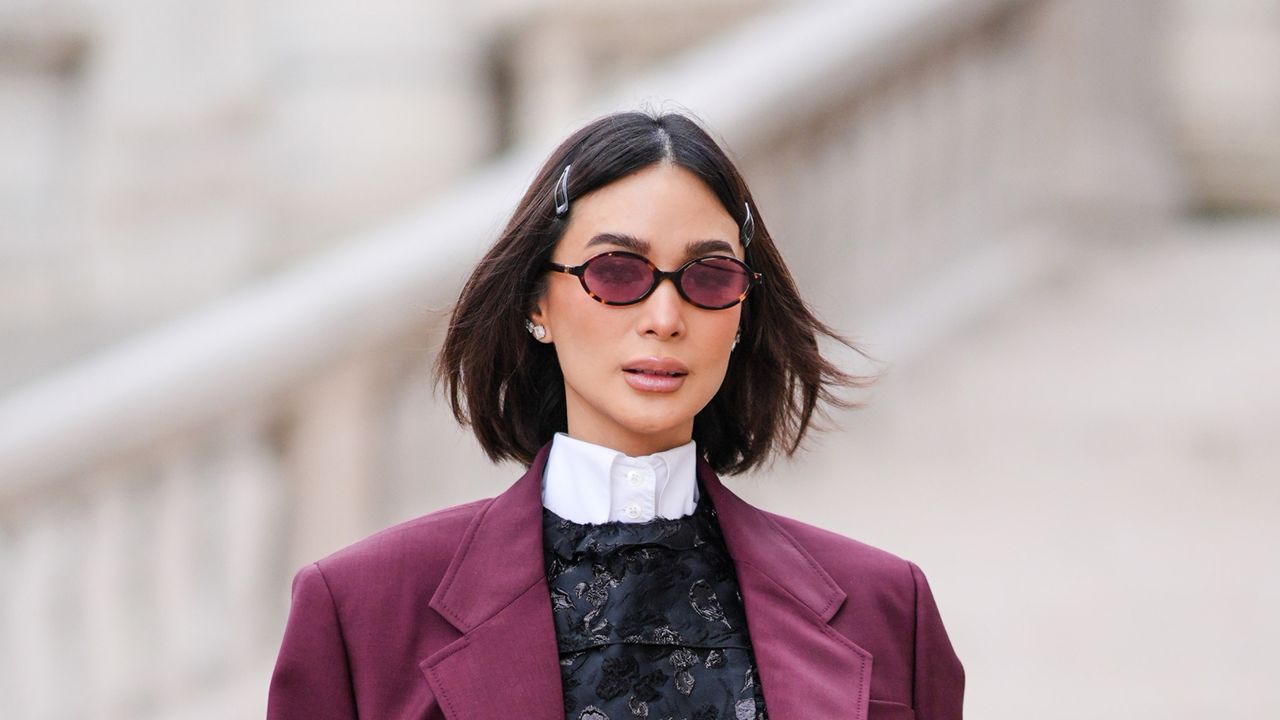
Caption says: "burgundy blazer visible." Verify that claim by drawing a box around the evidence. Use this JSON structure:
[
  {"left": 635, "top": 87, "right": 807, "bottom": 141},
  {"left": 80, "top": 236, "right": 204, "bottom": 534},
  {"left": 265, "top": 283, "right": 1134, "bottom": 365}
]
[{"left": 267, "top": 443, "right": 964, "bottom": 719}]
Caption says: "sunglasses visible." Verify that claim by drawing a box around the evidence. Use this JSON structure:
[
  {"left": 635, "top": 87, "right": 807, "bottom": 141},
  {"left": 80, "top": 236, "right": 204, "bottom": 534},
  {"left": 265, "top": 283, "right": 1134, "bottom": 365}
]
[{"left": 547, "top": 251, "right": 763, "bottom": 310}]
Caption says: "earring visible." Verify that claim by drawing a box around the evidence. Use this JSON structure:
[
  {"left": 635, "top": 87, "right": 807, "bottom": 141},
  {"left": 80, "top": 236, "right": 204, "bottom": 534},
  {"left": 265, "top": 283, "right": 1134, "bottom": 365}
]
[
  {"left": 525, "top": 319, "right": 547, "bottom": 341},
  {"left": 732, "top": 331, "right": 741, "bottom": 350}
]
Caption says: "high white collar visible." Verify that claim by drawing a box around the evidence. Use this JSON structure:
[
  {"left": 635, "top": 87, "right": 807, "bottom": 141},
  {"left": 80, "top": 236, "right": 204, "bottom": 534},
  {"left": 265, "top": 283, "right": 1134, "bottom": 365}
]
[{"left": 540, "top": 432, "right": 699, "bottom": 524}]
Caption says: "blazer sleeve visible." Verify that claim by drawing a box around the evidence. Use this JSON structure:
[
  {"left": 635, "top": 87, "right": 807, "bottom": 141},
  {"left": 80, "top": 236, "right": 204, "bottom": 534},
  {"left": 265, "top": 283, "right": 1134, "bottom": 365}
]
[
  {"left": 267, "top": 563, "right": 359, "bottom": 720},
  {"left": 909, "top": 561, "right": 965, "bottom": 719}
]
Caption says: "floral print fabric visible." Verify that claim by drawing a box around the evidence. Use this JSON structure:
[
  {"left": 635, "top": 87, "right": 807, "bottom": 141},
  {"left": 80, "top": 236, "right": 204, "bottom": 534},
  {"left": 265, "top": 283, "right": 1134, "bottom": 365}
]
[{"left": 542, "top": 486, "right": 769, "bottom": 720}]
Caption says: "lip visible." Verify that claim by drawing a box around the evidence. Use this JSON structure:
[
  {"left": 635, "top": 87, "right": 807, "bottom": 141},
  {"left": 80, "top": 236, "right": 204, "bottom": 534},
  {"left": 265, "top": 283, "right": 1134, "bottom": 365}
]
[
  {"left": 623, "top": 357, "right": 690, "bottom": 375},
  {"left": 622, "top": 357, "right": 689, "bottom": 393}
]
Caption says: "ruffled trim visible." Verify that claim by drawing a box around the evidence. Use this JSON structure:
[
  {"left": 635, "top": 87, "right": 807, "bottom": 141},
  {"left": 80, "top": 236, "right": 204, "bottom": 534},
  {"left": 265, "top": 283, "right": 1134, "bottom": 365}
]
[{"left": 541, "top": 483, "right": 720, "bottom": 561}]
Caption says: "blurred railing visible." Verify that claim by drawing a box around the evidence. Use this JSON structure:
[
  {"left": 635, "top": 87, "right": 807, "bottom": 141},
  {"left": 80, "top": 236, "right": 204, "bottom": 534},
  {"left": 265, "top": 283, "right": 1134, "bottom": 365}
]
[{"left": 0, "top": 0, "right": 1176, "bottom": 717}]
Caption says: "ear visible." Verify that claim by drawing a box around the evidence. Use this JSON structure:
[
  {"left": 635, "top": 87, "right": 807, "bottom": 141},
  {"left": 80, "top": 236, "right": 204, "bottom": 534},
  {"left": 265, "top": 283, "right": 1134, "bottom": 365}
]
[{"left": 529, "top": 299, "right": 553, "bottom": 343}]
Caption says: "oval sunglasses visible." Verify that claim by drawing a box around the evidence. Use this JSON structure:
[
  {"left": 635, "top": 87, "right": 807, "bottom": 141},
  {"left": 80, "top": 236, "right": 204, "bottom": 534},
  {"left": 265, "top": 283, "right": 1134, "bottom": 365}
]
[{"left": 546, "top": 251, "right": 763, "bottom": 310}]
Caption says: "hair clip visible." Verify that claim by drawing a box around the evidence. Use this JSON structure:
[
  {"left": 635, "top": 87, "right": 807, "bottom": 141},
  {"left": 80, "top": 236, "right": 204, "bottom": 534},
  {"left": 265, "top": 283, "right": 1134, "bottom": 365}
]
[
  {"left": 741, "top": 201, "right": 754, "bottom": 248},
  {"left": 554, "top": 164, "right": 571, "bottom": 217}
]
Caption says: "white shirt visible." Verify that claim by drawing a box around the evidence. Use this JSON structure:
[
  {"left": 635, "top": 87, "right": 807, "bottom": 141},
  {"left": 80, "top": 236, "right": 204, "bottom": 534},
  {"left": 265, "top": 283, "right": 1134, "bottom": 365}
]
[{"left": 540, "top": 432, "right": 700, "bottom": 524}]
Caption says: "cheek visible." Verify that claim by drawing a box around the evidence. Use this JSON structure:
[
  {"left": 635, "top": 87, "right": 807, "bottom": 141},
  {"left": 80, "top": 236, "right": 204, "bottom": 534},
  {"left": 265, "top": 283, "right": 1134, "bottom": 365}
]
[
  {"left": 686, "top": 312, "right": 741, "bottom": 392},
  {"left": 545, "top": 285, "right": 624, "bottom": 379},
  {"left": 696, "top": 310, "right": 741, "bottom": 350},
  {"left": 544, "top": 281, "right": 586, "bottom": 333}
]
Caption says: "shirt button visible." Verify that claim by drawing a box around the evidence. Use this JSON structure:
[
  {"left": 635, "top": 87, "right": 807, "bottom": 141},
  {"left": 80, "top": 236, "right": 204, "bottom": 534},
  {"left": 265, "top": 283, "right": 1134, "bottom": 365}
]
[
  {"left": 626, "top": 470, "right": 642, "bottom": 486},
  {"left": 624, "top": 502, "right": 642, "bottom": 519}
]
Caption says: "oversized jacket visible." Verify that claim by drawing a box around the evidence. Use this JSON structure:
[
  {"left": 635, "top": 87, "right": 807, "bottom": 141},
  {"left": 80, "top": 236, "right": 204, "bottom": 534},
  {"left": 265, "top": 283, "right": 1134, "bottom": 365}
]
[{"left": 267, "top": 443, "right": 964, "bottom": 719}]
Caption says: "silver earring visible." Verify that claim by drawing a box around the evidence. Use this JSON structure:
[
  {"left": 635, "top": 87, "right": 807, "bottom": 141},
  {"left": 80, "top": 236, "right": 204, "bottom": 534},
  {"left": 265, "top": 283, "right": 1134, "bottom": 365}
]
[
  {"left": 525, "top": 319, "right": 546, "bottom": 341},
  {"left": 732, "top": 331, "right": 741, "bottom": 350}
]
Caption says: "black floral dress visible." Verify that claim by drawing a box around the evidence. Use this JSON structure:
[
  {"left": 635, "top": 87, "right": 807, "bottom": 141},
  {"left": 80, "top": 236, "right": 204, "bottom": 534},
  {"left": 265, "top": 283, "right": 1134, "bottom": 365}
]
[{"left": 541, "top": 485, "right": 770, "bottom": 720}]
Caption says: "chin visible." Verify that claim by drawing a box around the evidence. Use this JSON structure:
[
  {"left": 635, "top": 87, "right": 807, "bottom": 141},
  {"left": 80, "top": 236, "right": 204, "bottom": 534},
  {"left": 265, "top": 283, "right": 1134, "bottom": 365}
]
[
  {"left": 614, "top": 404, "right": 701, "bottom": 440},
  {"left": 618, "top": 417, "right": 687, "bottom": 439}
]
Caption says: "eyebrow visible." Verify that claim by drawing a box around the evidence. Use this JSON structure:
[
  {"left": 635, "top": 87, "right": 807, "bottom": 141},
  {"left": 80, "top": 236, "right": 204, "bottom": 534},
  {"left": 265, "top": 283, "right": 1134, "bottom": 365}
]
[{"left": 584, "top": 232, "right": 737, "bottom": 259}]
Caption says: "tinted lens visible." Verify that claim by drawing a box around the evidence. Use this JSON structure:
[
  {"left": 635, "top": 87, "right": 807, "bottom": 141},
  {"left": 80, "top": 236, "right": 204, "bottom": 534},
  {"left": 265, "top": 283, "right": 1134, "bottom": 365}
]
[
  {"left": 582, "top": 254, "right": 655, "bottom": 303},
  {"left": 681, "top": 257, "right": 751, "bottom": 308}
]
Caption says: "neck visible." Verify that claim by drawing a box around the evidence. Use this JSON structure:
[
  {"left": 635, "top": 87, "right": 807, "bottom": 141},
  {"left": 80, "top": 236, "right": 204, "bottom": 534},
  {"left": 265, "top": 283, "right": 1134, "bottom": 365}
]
[{"left": 561, "top": 424, "right": 692, "bottom": 458}]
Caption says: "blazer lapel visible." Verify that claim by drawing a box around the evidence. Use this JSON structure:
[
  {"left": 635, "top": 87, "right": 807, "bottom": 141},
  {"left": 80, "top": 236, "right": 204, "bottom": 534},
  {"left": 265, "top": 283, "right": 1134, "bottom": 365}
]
[
  {"left": 699, "top": 459, "right": 873, "bottom": 720},
  {"left": 419, "top": 444, "right": 565, "bottom": 720}
]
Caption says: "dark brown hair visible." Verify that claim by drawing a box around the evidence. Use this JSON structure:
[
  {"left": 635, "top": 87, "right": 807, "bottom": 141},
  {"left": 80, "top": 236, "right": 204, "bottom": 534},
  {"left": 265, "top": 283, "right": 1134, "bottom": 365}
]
[{"left": 436, "top": 110, "right": 868, "bottom": 474}]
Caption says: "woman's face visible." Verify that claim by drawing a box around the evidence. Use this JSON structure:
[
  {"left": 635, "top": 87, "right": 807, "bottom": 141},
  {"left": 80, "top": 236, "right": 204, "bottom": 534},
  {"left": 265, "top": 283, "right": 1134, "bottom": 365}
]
[{"left": 531, "top": 163, "right": 744, "bottom": 456}]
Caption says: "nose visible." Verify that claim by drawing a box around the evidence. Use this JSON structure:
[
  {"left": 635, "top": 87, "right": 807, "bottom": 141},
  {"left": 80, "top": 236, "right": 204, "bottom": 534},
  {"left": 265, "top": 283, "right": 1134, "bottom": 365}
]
[{"left": 636, "top": 277, "right": 685, "bottom": 339}]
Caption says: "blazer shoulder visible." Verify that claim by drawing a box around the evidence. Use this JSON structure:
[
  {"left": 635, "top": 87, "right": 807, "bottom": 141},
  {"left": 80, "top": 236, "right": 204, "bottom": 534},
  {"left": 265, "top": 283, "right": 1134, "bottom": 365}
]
[
  {"left": 761, "top": 509, "right": 964, "bottom": 713},
  {"left": 762, "top": 510, "right": 917, "bottom": 598},
  {"left": 308, "top": 496, "right": 492, "bottom": 592}
]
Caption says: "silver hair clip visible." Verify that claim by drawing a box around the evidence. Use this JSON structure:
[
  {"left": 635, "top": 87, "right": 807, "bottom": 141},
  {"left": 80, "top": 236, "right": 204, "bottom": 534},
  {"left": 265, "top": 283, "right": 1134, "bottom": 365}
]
[
  {"left": 741, "top": 201, "right": 754, "bottom": 248},
  {"left": 554, "top": 164, "right": 571, "bottom": 216}
]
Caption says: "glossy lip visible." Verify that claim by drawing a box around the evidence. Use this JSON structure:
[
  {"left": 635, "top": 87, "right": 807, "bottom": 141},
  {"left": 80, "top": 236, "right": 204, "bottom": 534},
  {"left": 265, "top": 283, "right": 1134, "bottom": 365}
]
[
  {"left": 622, "top": 357, "right": 690, "bottom": 376},
  {"left": 622, "top": 357, "right": 689, "bottom": 394}
]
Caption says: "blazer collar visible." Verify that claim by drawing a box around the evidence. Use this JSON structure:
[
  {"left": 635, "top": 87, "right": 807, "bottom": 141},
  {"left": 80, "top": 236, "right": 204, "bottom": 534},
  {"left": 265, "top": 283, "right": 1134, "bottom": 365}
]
[
  {"left": 695, "top": 456, "right": 872, "bottom": 718},
  {"left": 695, "top": 456, "right": 847, "bottom": 621},
  {"left": 422, "top": 443, "right": 563, "bottom": 720},
  {"left": 427, "top": 443, "right": 552, "bottom": 633},
  {"left": 421, "top": 443, "right": 872, "bottom": 720}
]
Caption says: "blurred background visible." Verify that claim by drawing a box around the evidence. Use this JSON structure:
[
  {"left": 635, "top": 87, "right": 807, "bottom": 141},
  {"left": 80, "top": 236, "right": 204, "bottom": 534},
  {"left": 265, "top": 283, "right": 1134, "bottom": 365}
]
[{"left": 1, "top": 0, "right": 1277, "bottom": 717}]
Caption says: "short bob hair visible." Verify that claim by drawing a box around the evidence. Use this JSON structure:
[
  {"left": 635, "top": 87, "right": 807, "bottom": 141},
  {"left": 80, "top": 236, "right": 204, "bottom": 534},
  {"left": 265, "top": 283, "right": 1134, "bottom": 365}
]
[{"left": 437, "top": 110, "right": 866, "bottom": 474}]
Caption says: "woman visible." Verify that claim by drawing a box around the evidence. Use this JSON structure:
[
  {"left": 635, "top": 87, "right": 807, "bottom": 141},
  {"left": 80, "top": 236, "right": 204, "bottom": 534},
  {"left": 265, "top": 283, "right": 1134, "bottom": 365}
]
[{"left": 267, "top": 111, "right": 964, "bottom": 720}]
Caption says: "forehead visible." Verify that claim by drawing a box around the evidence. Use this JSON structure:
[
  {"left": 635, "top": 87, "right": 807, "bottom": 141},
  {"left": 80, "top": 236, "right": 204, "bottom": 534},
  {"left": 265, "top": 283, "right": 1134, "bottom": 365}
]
[{"left": 558, "top": 164, "right": 742, "bottom": 260}]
